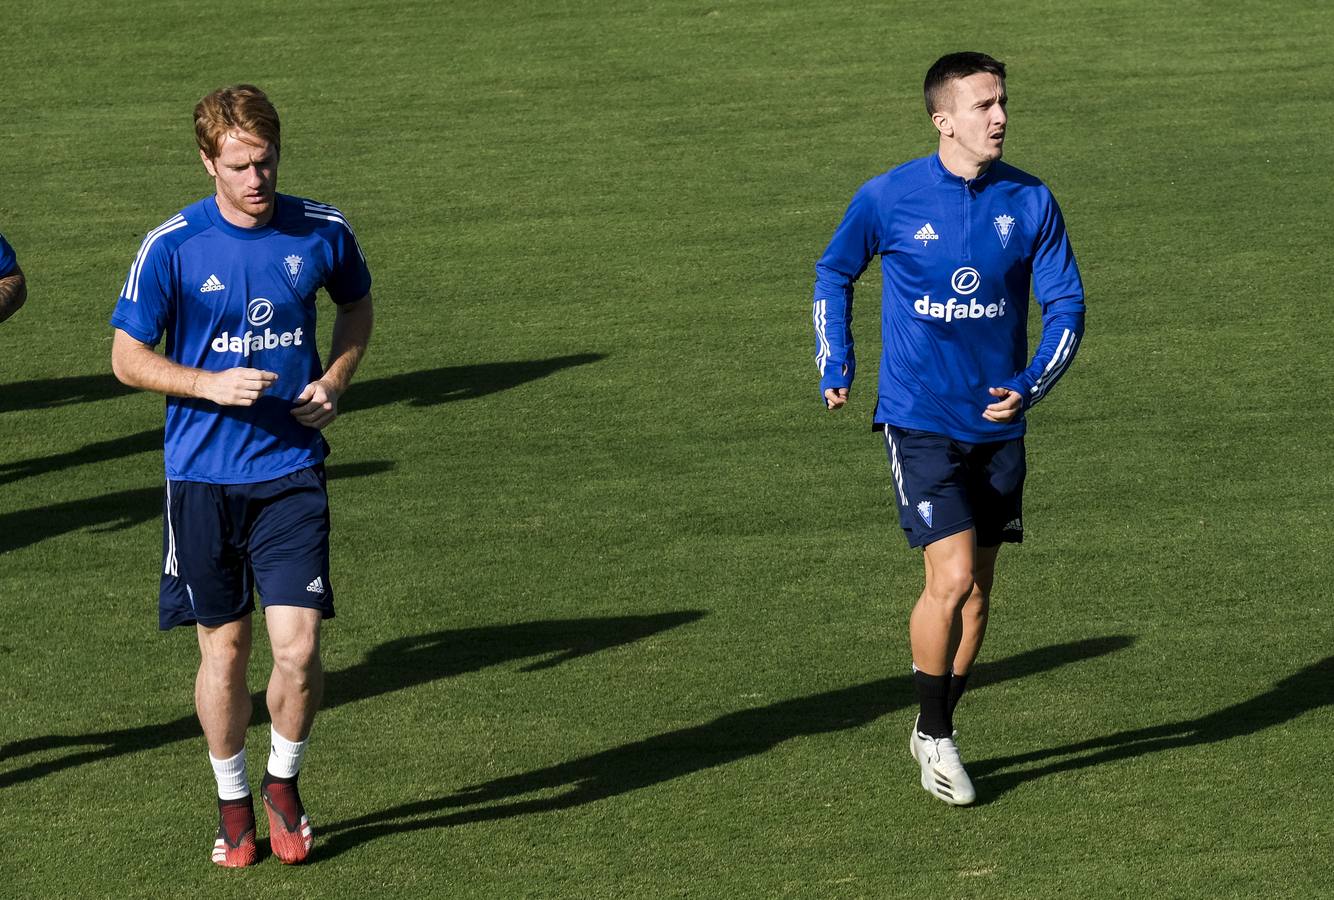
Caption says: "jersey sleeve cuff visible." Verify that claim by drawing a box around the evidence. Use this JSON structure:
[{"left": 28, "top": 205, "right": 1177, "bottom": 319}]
[{"left": 109, "top": 316, "right": 161, "bottom": 347}]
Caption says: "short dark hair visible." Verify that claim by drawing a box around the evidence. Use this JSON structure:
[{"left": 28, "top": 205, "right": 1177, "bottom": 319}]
[{"left": 924, "top": 52, "right": 1006, "bottom": 115}]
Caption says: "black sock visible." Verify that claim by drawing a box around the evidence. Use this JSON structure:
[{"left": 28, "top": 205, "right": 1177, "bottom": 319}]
[
  {"left": 913, "top": 670, "right": 951, "bottom": 738},
  {"left": 948, "top": 671, "right": 970, "bottom": 719}
]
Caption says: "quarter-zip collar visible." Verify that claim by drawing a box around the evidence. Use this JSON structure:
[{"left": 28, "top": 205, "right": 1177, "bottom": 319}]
[{"left": 929, "top": 152, "right": 996, "bottom": 191}]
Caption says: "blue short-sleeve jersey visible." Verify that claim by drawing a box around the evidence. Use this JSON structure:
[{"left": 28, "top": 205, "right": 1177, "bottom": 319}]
[
  {"left": 0, "top": 231, "right": 16, "bottom": 276},
  {"left": 813, "top": 154, "right": 1085, "bottom": 442},
  {"left": 111, "top": 194, "right": 372, "bottom": 484}
]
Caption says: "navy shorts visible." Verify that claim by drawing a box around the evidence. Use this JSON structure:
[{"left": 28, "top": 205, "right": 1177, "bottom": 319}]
[
  {"left": 881, "top": 425, "right": 1025, "bottom": 549},
  {"left": 159, "top": 464, "right": 334, "bottom": 630}
]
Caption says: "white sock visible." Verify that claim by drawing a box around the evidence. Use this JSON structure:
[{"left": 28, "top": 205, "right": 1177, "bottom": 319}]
[
  {"left": 267, "top": 726, "right": 309, "bottom": 779},
  {"left": 209, "top": 748, "right": 251, "bottom": 800}
]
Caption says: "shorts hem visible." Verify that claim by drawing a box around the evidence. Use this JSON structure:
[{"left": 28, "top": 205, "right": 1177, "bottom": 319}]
[
  {"left": 907, "top": 519, "right": 974, "bottom": 549},
  {"left": 158, "top": 606, "right": 254, "bottom": 631},
  {"left": 260, "top": 597, "right": 335, "bottom": 619}
]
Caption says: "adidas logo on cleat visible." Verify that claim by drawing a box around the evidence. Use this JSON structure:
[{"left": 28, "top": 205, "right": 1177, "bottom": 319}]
[
  {"left": 200, "top": 274, "right": 226, "bottom": 293},
  {"left": 914, "top": 223, "right": 939, "bottom": 246},
  {"left": 306, "top": 577, "right": 325, "bottom": 595}
]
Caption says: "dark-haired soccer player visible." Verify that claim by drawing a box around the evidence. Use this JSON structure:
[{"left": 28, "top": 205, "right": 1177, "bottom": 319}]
[
  {"left": 812, "top": 52, "right": 1085, "bottom": 805},
  {"left": 0, "top": 231, "right": 27, "bottom": 323},
  {"left": 110, "top": 85, "right": 374, "bottom": 864}
]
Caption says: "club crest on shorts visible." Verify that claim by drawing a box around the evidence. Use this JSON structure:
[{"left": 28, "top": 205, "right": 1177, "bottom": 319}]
[
  {"left": 916, "top": 500, "right": 934, "bottom": 527},
  {"left": 993, "top": 214, "right": 1015, "bottom": 249},
  {"left": 283, "top": 254, "right": 304, "bottom": 288}
]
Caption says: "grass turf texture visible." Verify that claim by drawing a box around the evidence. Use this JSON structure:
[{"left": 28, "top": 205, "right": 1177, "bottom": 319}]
[{"left": 1, "top": 0, "right": 1331, "bottom": 896}]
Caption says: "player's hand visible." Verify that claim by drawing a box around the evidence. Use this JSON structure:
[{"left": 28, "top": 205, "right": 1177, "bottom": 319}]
[
  {"left": 291, "top": 379, "right": 340, "bottom": 429},
  {"left": 198, "top": 368, "right": 279, "bottom": 406},
  {"left": 982, "top": 387, "right": 1023, "bottom": 423},
  {"left": 824, "top": 387, "right": 849, "bottom": 410}
]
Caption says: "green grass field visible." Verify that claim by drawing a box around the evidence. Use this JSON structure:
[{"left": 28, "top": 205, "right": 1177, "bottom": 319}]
[{"left": 2, "top": 0, "right": 1331, "bottom": 896}]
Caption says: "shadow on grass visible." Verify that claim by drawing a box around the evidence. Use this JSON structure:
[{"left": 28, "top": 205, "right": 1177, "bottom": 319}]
[
  {"left": 0, "top": 357, "right": 605, "bottom": 416},
  {"left": 964, "top": 655, "right": 1334, "bottom": 804},
  {"left": 312, "top": 635, "right": 1135, "bottom": 859},
  {"left": 0, "top": 373, "right": 135, "bottom": 414},
  {"left": 342, "top": 353, "right": 607, "bottom": 412},
  {"left": 0, "top": 428, "right": 163, "bottom": 487},
  {"left": 0, "top": 461, "right": 393, "bottom": 556},
  {"left": 0, "top": 354, "right": 604, "bottom": 484},
  {"left": 0, "top": 611, "right": 705, "bottom": 789}
]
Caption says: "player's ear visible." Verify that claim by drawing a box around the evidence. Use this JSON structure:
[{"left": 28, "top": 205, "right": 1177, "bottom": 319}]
[
  {"left": 931, "top": 110, "right": 952, "bottom": 138},
  {"left": 200, "top": 149, "right": 217, "bottom": 177}
]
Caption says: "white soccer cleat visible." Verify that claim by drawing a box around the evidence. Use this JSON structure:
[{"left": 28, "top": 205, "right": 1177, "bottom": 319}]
[{"left": 909, "top": 718, "right": 976, "bottom": 806}]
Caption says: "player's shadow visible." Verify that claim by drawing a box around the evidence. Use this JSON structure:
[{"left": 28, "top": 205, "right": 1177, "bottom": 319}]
[
  {"left": 0, "top": 355, "right": 605, "bottom": 416},
  {"left": 0, "top": 611, "right": 705, "bottom": 789},
  {"left": 312, "top": 635, "right": 1135, "bottom": 859},
  {"left": 963, "top": 655, "right": 1334, "bottom": 804},
  {"left": 0, "top": 428, "right": 163, "bottom": 487},
  {"left": 0, "top": 460, "right": 393, "bottom": 556},
  {"left": 0, "top": 354, "right": 603, "bottom": 481},
  {"left": 0, "top": 373, "right": 135, "bottom": 415},
  {"left": 341, "top": 353, "right": 606, "bottom": 412}
]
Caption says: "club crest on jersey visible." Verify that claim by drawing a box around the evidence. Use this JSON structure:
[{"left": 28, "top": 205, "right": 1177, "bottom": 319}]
[
  {"left": 916, "top": 500, "right": 934, "bottom": 527},
  {"left": 993, "top": 214, "right": 1016, "bottom": 249},
  {"left": 283, "top": 254, "right": 304, "bottom": 288}
]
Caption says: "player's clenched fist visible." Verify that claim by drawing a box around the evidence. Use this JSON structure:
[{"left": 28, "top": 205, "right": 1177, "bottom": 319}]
[
  {"left": 198, "top": 367, "right": 279, "bottom": 406},
  {"left": 291, "top": 380, "right": 339, "bottom": 429}
]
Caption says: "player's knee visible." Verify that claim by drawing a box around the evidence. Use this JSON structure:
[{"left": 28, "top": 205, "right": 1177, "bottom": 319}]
[
  {"left": 200, "top": 624, "right": 249, "bottom": 661},
  {"left": 926, "top": 569, "right": 975, "bottom": 610},
  {"left": 271, "top": 635, "right": 321, "bottom": 683}
]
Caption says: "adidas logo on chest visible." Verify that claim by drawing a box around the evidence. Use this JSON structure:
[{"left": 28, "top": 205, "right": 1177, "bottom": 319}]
[{"left": 914, "top": 223, "right": 939, "bottom": 246}]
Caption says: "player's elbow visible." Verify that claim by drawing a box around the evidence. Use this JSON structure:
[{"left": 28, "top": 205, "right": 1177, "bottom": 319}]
[
  {"left": 110, "top": 351, "right": 134, "bottom": 387},
  {"left": 110, "top": 336, "right": 146, "bottom": 388},
  {"left": 0, "top": 271, "right": 25, "bottom": 321}
]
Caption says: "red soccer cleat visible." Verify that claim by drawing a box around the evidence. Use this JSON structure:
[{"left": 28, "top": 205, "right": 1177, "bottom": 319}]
[
  {"left": 211, "top": 798, "right": 258, "bottom": 867},
  {"left": 261, "top": 778, "right": 314, "bottom": 864}
]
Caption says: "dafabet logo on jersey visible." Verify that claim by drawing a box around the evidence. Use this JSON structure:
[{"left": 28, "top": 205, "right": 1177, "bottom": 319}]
[
  {"left": 210, "top": 297, "right": 305, "bottom": 354},
  {"left": 913, "top": 267, "right": 1008, "bottom": 323}
]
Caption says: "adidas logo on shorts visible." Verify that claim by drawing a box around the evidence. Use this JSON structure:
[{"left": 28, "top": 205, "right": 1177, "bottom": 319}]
[{"left": 306, "top": 577, "right": 325, "bottom": 595}]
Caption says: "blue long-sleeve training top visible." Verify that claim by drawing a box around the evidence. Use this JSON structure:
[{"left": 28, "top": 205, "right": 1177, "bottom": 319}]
[{"left": 813, "top": 153, "right": 1085, "bottom": 442}]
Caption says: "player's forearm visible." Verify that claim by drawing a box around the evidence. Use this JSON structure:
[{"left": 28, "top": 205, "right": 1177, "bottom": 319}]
[
  {"left": 1005, "top": 305, "right": 1085, "bottom": 407},
  {"left": 813, "top": 293, "right": 856, "bottom": 391},
  {"left": 0, "top": 269, "right": 27, "bottom": 323},
  {"left": 321, "top": 294, "right": 373, "bottom": 395},
  {"left": 813, "top": 222, "right": 870, "bottom": 392},
  {"left": 111, "top": 335, "right": 206, "bottom": 399}
]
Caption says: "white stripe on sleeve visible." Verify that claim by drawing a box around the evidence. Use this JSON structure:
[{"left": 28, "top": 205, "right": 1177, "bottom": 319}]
[
  {"left": 1030, "top": 332, "right": 1079, "bottom": 402},
  {"left": 813, "top": 300, "right": 831, "bottom": 375},
  {"left": 125, "top": 215, "right": 187, "bottom": 302},
  {"left": 303, "top": 202, "right": 365, "bottom": 262}
]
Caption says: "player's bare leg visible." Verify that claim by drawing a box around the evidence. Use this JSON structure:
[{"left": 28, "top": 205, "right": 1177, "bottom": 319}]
[
  {"left": 264, "top": 607, "right": 324, "bottom": 741},
  {"left": 197, "top": 616, "right": 258, "bottom": 866},
  {"left": 260, "top": 606, "right": 322, "bottom": 863},
  {"left": 951, "top": 544, "right": 999, "bottom": 678},
  {"left": 911, "top": 530, "right": 977, "bottom": 677},
  {"left": 908, "top": 530, "right": 977, "bottom": 805},
  {"left": 197, "top": 615, "right": 254, "bottom": 756}
]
